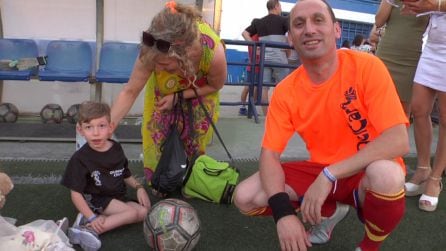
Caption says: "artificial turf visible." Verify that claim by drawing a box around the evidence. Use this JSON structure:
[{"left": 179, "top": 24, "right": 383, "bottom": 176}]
[{"left": 1, "top": 159, "right": 445, "bottom": 251}]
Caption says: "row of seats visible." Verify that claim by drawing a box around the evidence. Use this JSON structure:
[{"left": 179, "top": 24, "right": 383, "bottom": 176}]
[{"left": 0, "top": 38, "right": 139, "bottom": 83}]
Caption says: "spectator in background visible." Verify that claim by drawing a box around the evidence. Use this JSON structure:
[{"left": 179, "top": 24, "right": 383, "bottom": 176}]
[
  {"left": 239, "top": 19, "right": 260, "bottom": 116},
  {"left": 341, "top": 39, "right": 351, "bottom": 49},
  {"left": 242, "top": 0, "right": 289, "bottom": 116},
  {"left": 403, "top": 1, "right": 446, "bottom": 212},
  {"left": 374, "top": 0, "right": 429, "bottom": 117},
  {"left": 351, "top": 34, "right": 373, "bottom": 53}
]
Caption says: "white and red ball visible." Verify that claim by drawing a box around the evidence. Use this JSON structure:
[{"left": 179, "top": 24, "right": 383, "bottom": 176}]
[{"left": 144, "top": 199, "right": 200, "bottom": 251}]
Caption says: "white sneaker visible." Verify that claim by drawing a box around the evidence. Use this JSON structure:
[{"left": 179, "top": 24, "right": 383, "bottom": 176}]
[
  {"left": 68, "top": 225, "right": 101, "bottom": 251},
  {"left": 56, "top": 217, "right": 69, "bottom": 234},
  {"left": 308, "top": 203, "right": 350, "bottom": 244},
  {"left": 72, "top": 213, "right": 86, "bottom": 228}
]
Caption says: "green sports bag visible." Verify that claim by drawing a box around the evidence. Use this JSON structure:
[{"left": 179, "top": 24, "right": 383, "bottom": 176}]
[{"left": 183, "top": 155, "right": 239, "bottom": 204}]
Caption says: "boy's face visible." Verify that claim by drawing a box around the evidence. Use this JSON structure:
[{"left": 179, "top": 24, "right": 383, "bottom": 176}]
[{"left": 77, "top": 116, "right": 114, "bottom": 151}]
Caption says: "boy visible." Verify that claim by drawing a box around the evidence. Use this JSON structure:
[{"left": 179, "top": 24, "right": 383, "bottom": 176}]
[{"left": 61, "top": 101, "right": 151, "bottom": 251}]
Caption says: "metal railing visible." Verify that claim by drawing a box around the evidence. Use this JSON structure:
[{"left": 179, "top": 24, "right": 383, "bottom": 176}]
[{"left": 223, "top": 39, "right": 299, "bottom": 123}]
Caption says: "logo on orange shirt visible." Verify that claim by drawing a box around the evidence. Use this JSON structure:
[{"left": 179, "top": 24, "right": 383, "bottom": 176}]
[{"left": 340, "top": 87, "right": 370, "bottom": 150}]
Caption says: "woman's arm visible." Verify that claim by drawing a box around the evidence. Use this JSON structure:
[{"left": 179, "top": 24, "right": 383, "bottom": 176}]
[
  {"left": 375, "top": 0, "right": 393, "bottom": 28},
  {"left": 110, "top": 57, "right": 152, "bottom": 125},
  {"left": 182, "top": 42, "right": 227, "bottom": 99}
]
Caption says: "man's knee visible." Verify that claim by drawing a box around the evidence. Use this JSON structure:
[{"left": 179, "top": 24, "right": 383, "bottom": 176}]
[
  {"left": 233, "top": 181, "right": 251, "bottom": 210},
  {"left": 364, "top": 160, "right": 405, "bottom": 192},
  {"left": 233, "top": 174, "right": 266, "bottom": 212}
]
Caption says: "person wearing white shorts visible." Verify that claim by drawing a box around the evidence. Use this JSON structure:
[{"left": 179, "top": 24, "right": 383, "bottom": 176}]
[{"left": 407, "top": 12, "right": 446, "bottom": 212}]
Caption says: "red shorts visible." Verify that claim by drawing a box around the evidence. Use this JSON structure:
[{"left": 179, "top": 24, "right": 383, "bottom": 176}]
[{"left": 283, "top": 161, "right": 364, "bottom": 208}]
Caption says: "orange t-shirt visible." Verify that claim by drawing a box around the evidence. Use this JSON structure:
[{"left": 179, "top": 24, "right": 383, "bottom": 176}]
[{"left": 262, "top": 49, "right": 408, "bottom": 169}]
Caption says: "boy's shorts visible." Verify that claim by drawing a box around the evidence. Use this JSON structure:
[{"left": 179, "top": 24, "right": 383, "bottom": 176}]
[
  {"left": 282, "top": 161, "right": 364, "bottom": 208},
  {"left": 86, "top": 194, "right": 135, "bottom": 214}
]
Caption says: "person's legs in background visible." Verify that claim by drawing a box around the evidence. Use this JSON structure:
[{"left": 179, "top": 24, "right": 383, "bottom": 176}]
[
  {"left": 407, "top": 83, "right": 436, "bottom": 195},
  {"left": 418, "top": 91, "right": 446, "bottom": 211}
]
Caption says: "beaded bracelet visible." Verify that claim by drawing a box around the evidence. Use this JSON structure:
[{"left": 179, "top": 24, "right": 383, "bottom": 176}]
[
  {"left": 322, "top": 167, "right": 337, "bottom": 183},
  {"left": 135, "top": 184, "right": 144, "bottom": 190},
  {"left": 87, "top": 214, "right": 98, "bottom": 223}
]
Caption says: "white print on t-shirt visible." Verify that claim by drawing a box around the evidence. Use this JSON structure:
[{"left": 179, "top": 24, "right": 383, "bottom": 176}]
[
  {"left": 91, "top": 170, "right": 102, "bottom": 186},
  {"left": 110, "top": 168, "right": 125, "bottom": 177}
]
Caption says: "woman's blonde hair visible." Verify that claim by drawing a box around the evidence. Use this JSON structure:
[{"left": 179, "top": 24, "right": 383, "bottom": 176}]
[{"left": 140, "top": 2, "right": 202, "bottom": 85}]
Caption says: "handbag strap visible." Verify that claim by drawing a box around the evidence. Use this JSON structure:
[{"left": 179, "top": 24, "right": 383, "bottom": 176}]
[{"left": 192, "top": 88, "right": 233, "bottom": 162}]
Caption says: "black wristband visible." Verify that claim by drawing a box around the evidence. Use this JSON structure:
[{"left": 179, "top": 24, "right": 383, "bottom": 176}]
[{"left": 268, "top": 192, "right": 296, "bottom": 224}]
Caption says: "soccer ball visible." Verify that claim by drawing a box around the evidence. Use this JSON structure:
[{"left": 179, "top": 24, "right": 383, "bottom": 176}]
[
  {"left": 40, "top": 103, "right": 64, "bottom": 124},
  {"left": 0, "top": 102, "right": 19, "bottom": 123},
  {"left": 66, "top": 103, "right": 80, "bottom": 124},
  {"left": 144, "top": 199, "right": 200, "bottom": 251}
]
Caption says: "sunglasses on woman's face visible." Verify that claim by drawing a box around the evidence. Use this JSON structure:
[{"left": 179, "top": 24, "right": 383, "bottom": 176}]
[{"left": 142, "top": 31, "right": 172, "bottom": 53}]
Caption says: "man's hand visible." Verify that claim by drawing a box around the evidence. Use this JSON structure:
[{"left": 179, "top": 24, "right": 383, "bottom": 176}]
[
  {"left": 277, "top": 215, "right": 312, "bottom": 251},
  {"left": 301, "top": 173, "right": 333, "bottom": 225}
]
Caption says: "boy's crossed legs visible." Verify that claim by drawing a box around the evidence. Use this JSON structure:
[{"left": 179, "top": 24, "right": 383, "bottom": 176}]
[{"left": 69, "top": 198, "right": 148, "bottom": 251}]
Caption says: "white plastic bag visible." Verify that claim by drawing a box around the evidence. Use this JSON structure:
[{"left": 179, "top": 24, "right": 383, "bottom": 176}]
[{"left": 0, "top": 216, "right": 74, "bottom": 251}]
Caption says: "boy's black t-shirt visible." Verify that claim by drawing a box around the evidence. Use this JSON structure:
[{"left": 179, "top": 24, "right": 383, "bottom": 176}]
[{"left": 61, "top": 139, "right": 131, "bottom": 199}]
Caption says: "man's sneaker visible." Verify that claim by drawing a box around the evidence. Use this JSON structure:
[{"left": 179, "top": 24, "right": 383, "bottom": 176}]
[
  {"left": 72, "top": 213, "right": 86, "bottom": 228},
  {"left": 308, "top": 203, "right": 350, "bottom": 244},
  {"left": 238, "top": 107, "right": 248, "bottom": 116},
  {"left": 68, "top": 225, "right": 101, "bottom": 251}
]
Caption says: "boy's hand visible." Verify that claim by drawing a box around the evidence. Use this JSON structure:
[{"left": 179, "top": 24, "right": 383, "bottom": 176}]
[
  {"left": 137, "top": 188, "right": 151, "bottom": 208},
  {"left": 89, "top": 215, "right": 106, "bottom": 234}
]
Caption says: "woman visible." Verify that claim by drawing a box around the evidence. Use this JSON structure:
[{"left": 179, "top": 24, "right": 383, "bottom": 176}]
[
  {"left": 375, "top": 0, "right": 428, "bottom": 117},
  {"left": 110, "top": 1, "right": 227, "bottom": 185},
  {"left": 403, "top": 0, "right": 446, "bottom": 212}
]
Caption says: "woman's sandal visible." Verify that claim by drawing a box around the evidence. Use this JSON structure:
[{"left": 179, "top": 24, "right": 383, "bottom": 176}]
[
  {"left": 419, "top": 176, "right": 443, "bottom": 212},
  {"left": 404, "top": 166, "right": 431, "bottom": 197}
]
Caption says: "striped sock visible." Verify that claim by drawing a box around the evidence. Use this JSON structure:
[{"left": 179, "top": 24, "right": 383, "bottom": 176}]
[
  {"left": 358, "top": 189, "right": 405, "bottom": 251},
  {"left": 241, "top": 201, "right": 301, "bottom": 217}
]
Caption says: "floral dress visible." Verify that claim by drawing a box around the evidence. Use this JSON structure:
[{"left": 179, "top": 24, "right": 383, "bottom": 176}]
[{"left": 142, "top": 21, "right": 221, "bottom": 179}]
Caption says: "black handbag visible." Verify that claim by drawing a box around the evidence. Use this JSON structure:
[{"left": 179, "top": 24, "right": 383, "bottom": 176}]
[{"left": 151, "top": 92, "right": 189, "bottom": 194}]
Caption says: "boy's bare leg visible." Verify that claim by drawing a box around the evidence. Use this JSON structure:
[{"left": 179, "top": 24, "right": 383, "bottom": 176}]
[{"left": 92, "top": 199, "right": 148, "bottom": 234}]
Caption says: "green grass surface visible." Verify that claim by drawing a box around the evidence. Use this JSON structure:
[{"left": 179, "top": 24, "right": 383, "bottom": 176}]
[{"left": 1, "top": 159, "right": 445, "bottom": 250}]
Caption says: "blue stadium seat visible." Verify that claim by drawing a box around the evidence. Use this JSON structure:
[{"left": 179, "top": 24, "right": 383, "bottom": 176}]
[
  {"left": 39, "top": 40, "right": 92, "bottom": 82},
  {"left": 95, "top": 42, "right": 139, "bottom": 83},
  {"left": 0, "top": 39, "right": 39, "bottom": 80}
]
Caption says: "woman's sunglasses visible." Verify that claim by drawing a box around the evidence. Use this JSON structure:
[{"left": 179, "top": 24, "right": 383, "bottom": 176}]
[{"left": 142, "top": 31, "right": 172, "bottom": 53}]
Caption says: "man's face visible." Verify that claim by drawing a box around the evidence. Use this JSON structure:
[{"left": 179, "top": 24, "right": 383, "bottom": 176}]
[{"left": 288, "top": 0, "right": 341, "bottom": 61}]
